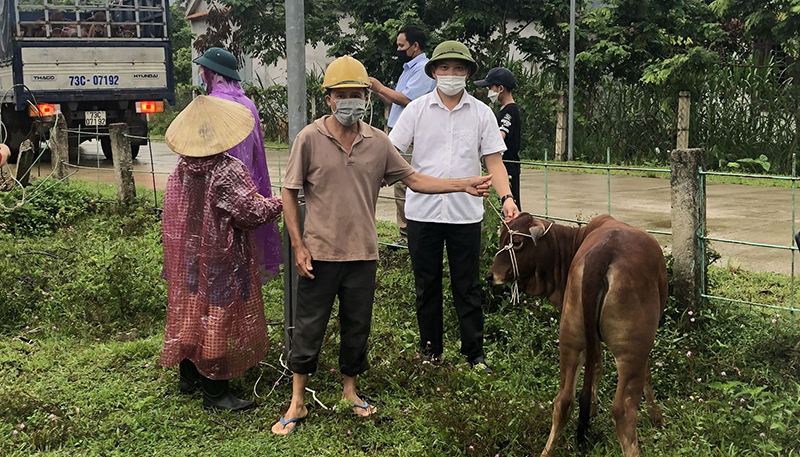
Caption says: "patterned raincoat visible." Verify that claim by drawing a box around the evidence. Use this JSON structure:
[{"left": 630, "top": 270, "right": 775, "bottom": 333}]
[{"left": 159, "top": 153, "right": 282, "bottom": 379}]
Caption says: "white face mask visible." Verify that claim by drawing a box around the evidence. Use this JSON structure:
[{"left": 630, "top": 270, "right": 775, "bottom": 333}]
[
  {"left": 487, "top": 89, "right": 500, "bottom": 103},
  {"left": 332, "top": 98, "right": 366, "bottom": 126},
  {"left": 436, "top": 75, "right": 467, "bottom": 96}
]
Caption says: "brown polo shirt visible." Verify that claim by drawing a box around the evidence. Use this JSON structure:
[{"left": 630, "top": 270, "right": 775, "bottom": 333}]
[{"left": 284, "top": 116, "right": 415, "bottom": 261}]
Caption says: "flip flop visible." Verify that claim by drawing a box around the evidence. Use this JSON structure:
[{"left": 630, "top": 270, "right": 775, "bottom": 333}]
[
  {"left": 352, "top": 400, "right": 377, "bottom": 416},
  {"left": 276, "top": 415, "right": 304, "bottom": 435}
]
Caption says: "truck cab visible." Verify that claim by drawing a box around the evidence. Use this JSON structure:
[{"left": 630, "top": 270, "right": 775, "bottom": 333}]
[{"left": 1, "top": 0, "right": 175, "bottom": 162}]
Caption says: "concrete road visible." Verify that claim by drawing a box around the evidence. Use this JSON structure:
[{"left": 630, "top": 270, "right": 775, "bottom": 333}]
[{"left": 30, "top": 140, "right": 800, "bottom": 274}]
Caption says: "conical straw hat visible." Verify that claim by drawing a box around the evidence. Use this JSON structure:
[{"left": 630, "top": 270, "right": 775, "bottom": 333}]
[{"left": 165, "top": 95, "right": 254, "bottom": 157}]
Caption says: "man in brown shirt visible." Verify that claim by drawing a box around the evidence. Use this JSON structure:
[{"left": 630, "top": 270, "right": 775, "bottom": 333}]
[{"left": 272, "top": 56, "right": 493, "bottom": 435}]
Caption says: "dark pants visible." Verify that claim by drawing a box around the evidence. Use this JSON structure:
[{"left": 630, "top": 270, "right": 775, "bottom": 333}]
[
  {"left": 288, "top": 260, "right": 377, "bottom": 377},
  {"left": 506, "top": 162, "right": 521, "bottom": 210},
  {"left": 407, "top": 220, "right": 484, "bottom": 362}
]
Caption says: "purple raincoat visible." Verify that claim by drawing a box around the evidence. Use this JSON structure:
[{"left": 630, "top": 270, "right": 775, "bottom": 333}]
[{"left": 203, "top": 67, "right": 283, "bottom": 282}]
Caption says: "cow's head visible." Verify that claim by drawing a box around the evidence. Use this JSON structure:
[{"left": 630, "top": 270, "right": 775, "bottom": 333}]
[{"left": 486, "top": 213, "right": 556, "bottom": 297}]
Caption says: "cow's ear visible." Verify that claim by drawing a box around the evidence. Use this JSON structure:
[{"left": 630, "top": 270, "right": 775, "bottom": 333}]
[{"left": 529, "top": 225, "right": 546, "bottom": 245}]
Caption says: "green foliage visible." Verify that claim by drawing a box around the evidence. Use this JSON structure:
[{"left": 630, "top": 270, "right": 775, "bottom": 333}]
[
  {"left": 0, "top": 179, "right": 100, "bottom": 237},
  {"left": 0, "top": 184, "right": 166, "bottom": 336},
  {"left": 1, "top": 183, "right": 800, "bottom": 455},
  {"left": 170, "top": 3, "right": 193, "bottom": 87}
]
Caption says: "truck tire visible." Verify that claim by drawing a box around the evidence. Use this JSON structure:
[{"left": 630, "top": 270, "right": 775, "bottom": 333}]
[
  {"left": 101, "top": 137, "right": 140, "bottom": 161},
  {"left": 68, "top": 135, "right": 80, "bottom": 164}
]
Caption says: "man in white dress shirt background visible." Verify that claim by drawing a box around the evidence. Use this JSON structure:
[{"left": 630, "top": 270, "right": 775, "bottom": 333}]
[
  {"left": 389, "top": 40, "right": 520, "bottom": 374},
  {"left": 369, "top": 25, "right": 437, "bottom": 244}
]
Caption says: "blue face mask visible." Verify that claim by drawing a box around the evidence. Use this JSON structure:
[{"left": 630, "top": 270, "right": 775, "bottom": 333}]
[{"left": 198, "top": 74, "right": 207, "bottom": 91}]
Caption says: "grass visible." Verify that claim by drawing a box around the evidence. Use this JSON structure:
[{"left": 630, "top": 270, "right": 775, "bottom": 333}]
[{"left": 1, "top": 181, "right": 800, "bottom": 456}]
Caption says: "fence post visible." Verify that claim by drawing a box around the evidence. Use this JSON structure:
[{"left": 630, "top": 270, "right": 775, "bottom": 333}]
[
  {"left": 15, "top": 139, "right": 34, "bottom": 186},
  {"left": 50, "top": 113, "right": 69, "bottom": 181},
  {"left": 109, "top": 123, "right": 136, "bottom": 205},
  {"left": 670, "top": 148, "right": 705, "bottom": 311},
  {"left": 677, "top": 91, "right": 691, "bottom": 150},
  {"left": 555, "top": 91, "right": 567, "bottom": 161}
]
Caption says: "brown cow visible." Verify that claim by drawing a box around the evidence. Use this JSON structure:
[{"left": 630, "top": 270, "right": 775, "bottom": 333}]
[{"left": 486, "top": 213, "right": 667, "bottom": 457}]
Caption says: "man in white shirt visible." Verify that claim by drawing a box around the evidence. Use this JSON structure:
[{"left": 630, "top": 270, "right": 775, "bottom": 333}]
[
  {"left": 389, "top": 40, "right": 520, "bottom": 373},
  {"left": 369, "top": 25, "right": 436, "bottom": 243}
]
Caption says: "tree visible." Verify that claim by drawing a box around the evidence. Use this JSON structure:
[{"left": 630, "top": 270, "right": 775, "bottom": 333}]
[
  {"left": 170, "top": 2, "right": 193, "bottom": 86},
  {"left": 197, "top": 0, "right": 343, "bottom": 67}
]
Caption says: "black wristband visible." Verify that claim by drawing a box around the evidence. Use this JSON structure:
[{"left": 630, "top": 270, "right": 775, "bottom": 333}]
[{"left": 500, "top": 194, "right": 514, "bottom": 204}]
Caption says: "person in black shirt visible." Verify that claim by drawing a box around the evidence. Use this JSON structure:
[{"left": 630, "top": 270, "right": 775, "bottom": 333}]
[{"left": 476, "top": 68, "right": 522, "bottom": 210}]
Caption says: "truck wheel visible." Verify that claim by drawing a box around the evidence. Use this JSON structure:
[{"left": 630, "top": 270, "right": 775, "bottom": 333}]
[
  {"left": 68, "top": 135, "right": 80, "bottom": 164},
  {"left": 101, "top": 138, "right": 141, "bottom": 161}
]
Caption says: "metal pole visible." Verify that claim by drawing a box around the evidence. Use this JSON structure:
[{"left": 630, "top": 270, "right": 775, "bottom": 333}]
[
  {"left": 283, "top": 0, "right": 307, "bottom": 359},
  {"left": 567, "top": 0, "right": 576, "bottom": 161}
]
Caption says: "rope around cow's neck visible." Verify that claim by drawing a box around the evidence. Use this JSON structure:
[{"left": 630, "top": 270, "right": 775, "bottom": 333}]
[{"left": 488, "top": 200, "right": 553, "bottom": 306}]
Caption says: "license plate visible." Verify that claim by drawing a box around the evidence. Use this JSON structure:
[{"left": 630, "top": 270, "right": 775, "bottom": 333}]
[{"left": 85, "top": 111, "right": 106, "bottom": 126}]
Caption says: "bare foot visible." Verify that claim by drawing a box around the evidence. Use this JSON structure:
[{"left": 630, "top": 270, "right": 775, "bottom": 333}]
[{"left": 271, "top": 404, "right": 308, "bottom": 435}]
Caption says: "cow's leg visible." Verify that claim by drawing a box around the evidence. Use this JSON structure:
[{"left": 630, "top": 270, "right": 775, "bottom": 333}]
[
  {"left": 611, "top": 356, "right": 647, "bottom": 457},
  {"left": 643, "top": 359, "right": 665, "bottom": 426},
  {"left": 541, "top": 346, "right": 584, "bottom": 457},
  {"left": 590, "top": 352, "right": 603, "bottom": 418}
]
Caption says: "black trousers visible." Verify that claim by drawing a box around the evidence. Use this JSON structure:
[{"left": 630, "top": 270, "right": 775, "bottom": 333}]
[
  {"left": 288, "top": 260, "right": 377, "bottom": 377},
  {"left": 407, "top": 220, "right": 484, "bottom": 362},
  {"left": 506, "top": 162, "right": 521, "bottom": 210}
]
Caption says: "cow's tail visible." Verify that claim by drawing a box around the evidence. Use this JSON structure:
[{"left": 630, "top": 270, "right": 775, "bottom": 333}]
[{"left": 576, "top": 250, "right": 612, "bottom": 445}]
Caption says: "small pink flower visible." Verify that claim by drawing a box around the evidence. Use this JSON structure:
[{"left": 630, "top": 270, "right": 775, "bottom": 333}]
[
  {"left": 330, "top": 368, "right": 335, "bottom": 373},
  {"left": 51, "top": 326, "right": 58, "bottom": 330},
  {"left": 686, "top": 351, "right": 692, "bottom": 358},
  {"left": 33, "top": 316, "right": 38, "bottom": 320},
  {"left": 18, "top": 424, "right": 24, "bottom": 430},
  {"left": 540, "top": 405, "right": 546, "bottom": 410},
  {"left": 403, "top": 408, "right": 409, "bottom": 413},
  {"left": 274, "top": 381, "right": 280, "bottom": 387},
  {"left": 771, "top": 319, "right": 777, "bottom": 324},
  {"left": 655, "top": 362, "right": 663, "bottom": 368},
  {"left": 436, "top": 387, "right": 441, "bottom": 392},
  {"left": 426, "top": 341, "right": 431, "bottom": 346},
  {"left": 144, "top": 363, "right": 150, "bottom": 368},
  {"left": 49, "top": 414, "right": 56, "bottom": 420},
  {"left": 690, "top": 318, "right": 696, "bottom": 323},
  {"left": 24, "top": 326, "right": 29, "bottom": 330},
  {"left": 740, "top": 398, "right": 746, "bottom": 404},
  {"left": 759, "top": 432, "right": 765, "bottom": 438},
  {"left": 347, "top": 429, "right": 352, "bottom": 435},
  {"left": 12, "top": 430, "right": 17, "bottom": 435},
  {"left": 697, "top": 377, "right": 702, "bottom": 382},
  {"left": 698, "top": 398, "right": 704, "bottom": 403},
  {"left": 720, "top": 371, "right": 727, "bottom": 377},
  {"left": 415, "top": 353, "right": 421, "bottom": 360},
  {"left": 458, "top": 368, "right": 463, "bottom": 372},
  {"left": 555, "top": 339, "right": 559, "bottom": 344},
  {"left": 469, "top": 445, "right": 475, "bottom": 451},
  {"left": 688, "top": 311, "right": 693, "bottom": 316},
  {"left": 550, "top": 317, "right": 554, "bottom": 322}
]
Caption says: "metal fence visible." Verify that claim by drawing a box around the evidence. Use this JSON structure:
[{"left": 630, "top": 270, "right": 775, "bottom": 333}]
[{"left": 7, "top": 124, "right": 799, "bottom": 314}]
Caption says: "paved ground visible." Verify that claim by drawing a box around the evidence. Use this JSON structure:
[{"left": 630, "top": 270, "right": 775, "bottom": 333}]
[{"left": 29, "top": 140, "right": 800, "bottom": 274}]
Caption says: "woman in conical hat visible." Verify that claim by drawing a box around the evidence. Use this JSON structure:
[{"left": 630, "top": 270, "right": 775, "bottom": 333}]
[
  {"left": 159, "top": 95, "right": 283, "bottom": 411},
  {"left": 194, "top": 47, "right": 283, "bottom": 283}
]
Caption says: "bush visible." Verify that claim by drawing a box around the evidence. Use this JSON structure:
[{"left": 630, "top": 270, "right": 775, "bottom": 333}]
[{"left": 0, "top": 183, "right": 166, "bottom": 336}]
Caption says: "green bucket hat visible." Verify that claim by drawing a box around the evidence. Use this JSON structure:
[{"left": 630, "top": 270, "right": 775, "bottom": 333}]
[
  {"left": 424, "top": 40, "right": 478, "bottom": 78},
  {"left": 193, "top": 47, "right": 241, "bottom": 82}
]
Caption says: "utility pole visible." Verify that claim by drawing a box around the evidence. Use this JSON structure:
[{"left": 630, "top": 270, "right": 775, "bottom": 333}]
[
  {"left": 283, "top": 0, "right": 307, "bottom": 357},
  {"left": 568, "top": 0, "right": 576, "bottom": 161}
]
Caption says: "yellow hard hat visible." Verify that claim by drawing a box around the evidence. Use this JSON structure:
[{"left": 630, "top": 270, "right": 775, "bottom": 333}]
[{"left": 322, "top": 55, "right": 371, "bottom": 90}]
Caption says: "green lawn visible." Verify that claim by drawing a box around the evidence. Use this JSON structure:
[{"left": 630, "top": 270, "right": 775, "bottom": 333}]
[{"left": 1, "top": 182, "right": 799, "bottom": 456}]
